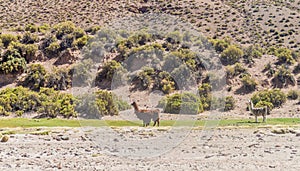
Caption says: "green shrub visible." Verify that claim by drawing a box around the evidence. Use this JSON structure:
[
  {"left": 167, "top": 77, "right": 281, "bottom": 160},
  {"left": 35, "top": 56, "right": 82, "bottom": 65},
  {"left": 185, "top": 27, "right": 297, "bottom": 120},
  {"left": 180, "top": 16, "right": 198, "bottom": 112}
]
[
  {"left": 10, "top": 42, "right": 38, "bottom": 62},
  {"left": 210, "top": 38, "right": 230, "bottom": 52},
  {"left": 159, "top": 92, "right": 203, "bottom": 114},
  {"left": 16, "top": 110, "right": 24, "bottom": 117},
  {"left": 41, "top": 35, "right": 57, "bottom": 50},
  {"left": 251, "top": 89, "right": 287, "bottom": 108},
  {"left": 198, "top": 83, "right": 212, "bottom": 97},
  {"left": 60, "top": 34, "right": 74, "bottom": 50},
  {"left": 224, "top": 96, "right": 235, "bottom": 111},
  {"left": 71, "top": 59, "right": 93, "bottom": 87},
  {"left": 0, "top": 34, "right": 18, "bottom": 47},
  {"left": 170, "top": 49, "right": 197, "bottom": 71},
  {"left": 45, "top": 41, "right": 60, "bottom": 57},
  {"left": 0, "top": 106, "right": 9, "bottom": 116},
  {"left": 0, "top": 87, "right": 77, "bottom": 118},
  {"left": 20, "top": 64, "right": 47, "bottom": 91},
  {"left": 220, "top": 45, "right": 244, "bottom": 65},
  {"left": 38, "top": 24, "right": 51, "bottom": 33},
  {"left": 94, "top": 90, "right": 119, "bottom": 116},
  {"left": 73, "top": 35, "right": 88, "bottom": 48},
  {"left": 38, "top": 88, "right": 77, "bottom": 118},
  {"left": 133, "top": 67, "right": 155, "bottom": 90},
  {"left": 275, "top": 48, "right": 295, "bottom": 64},
  {"left": 241, "top": 75, "right": 257, "bottom": 92},
  {"left": 255, "top": 101, "right": 273, "bottom": 114},
  {"left": 166, "top": 31, "right": 183, "bottom": 44},
  {"left": 85, "top": 26, "right": 101, "bottom": 35},
  {"left": 287, "top": 90, "right": 299, "bottom": 100},
  {"left": 21, "top": 32, "right": 39, "bottom": 44},
  {"left": 73, "top": 28, "right": 85, "bottom": 38},
  {"left": 157, "top": 71, "right": 176, "bottom": 94},
  {"left": 76, "top": 91, "right": 130, "bottom": 118},
  {"left": 25, "top": 24, "right": 38, "bottom": 33},
  {"left": 272, "top": 65, "right": 295, "bottom": 87},
  {"left": 226, "top": 63, "right": 247, "bottom": 78},
  {"left": 95, "top": 60, "right": 126, "bottom": 88},
  {"left": 0, "top": 48, "right": 26, "bottom": 74},
  {"left": 0, "top": 87, "right": 40, "bottom": 113},
  {"left": 45, "top": 67, "right": 72, "bottom": 90},
  {"left": 243, "top": 45, "right": 263, "bottom": 63},
  {"left": 53, "top": 21, "right": 76, "bottom": 39},
  {"left": 293, "top": 63, "right": 300, "bottom": 74}
]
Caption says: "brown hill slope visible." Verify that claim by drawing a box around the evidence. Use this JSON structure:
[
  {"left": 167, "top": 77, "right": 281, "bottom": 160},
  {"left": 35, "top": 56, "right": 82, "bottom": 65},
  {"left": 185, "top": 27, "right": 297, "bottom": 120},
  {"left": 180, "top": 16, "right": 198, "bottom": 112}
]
[{"left": 0, "top": 0, "right": 299, "bottom": 51}]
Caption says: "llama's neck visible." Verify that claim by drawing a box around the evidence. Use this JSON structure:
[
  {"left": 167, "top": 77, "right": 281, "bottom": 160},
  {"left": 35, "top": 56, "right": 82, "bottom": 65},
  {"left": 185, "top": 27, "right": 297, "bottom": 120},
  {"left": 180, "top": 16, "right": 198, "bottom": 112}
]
[
  {"left": 250, "top": 100, "right": 254, "bottom": 111},
  {"left": 132, "top": 103, "right": 139, "bottom": 112}
]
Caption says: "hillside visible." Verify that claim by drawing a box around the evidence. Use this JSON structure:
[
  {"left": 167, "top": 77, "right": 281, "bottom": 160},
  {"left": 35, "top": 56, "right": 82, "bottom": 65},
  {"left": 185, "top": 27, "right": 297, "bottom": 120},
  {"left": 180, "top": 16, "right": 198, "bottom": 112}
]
[
  {"left": 0, "top": 0, "right": 299, "bottom": 119},
  {"left": 1, "top": 0, "right": 300, "bottom": 51}
]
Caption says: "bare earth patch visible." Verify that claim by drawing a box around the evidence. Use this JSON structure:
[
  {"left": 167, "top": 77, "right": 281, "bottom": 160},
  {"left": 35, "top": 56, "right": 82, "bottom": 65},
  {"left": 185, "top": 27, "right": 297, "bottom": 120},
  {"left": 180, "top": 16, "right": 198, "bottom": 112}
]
[{"left": 0, "top": 127, "right": 300, "bottom": 170}]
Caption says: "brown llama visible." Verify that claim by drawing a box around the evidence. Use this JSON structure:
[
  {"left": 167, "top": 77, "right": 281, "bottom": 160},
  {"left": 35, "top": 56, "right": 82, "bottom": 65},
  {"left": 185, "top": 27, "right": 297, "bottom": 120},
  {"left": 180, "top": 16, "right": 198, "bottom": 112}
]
[
  {"left": 248, "top": 100, "right": 267, "bottom": 123},
  {"left": 131, "top": 101, "right": 160, "bottom": 127}
]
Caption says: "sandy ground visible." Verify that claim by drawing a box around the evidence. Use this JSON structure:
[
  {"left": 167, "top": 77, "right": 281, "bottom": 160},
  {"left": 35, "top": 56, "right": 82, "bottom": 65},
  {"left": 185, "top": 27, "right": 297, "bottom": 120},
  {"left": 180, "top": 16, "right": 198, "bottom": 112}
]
[{"left": 0, "top": 126, "right": 300, "bottom": 171}]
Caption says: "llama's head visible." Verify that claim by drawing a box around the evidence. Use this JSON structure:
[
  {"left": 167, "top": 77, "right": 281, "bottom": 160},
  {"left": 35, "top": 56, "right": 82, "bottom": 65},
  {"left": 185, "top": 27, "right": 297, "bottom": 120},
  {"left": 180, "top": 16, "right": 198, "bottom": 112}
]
[{"left": 131, "top": 101, "right": 137, "bottom": 106}]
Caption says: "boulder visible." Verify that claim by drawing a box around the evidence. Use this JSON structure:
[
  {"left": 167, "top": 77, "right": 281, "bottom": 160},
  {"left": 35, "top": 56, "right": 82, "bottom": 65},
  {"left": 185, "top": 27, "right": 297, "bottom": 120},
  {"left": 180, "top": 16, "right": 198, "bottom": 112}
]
[{"left": 1, "top": 135, "right": 9, "bottom": 142}]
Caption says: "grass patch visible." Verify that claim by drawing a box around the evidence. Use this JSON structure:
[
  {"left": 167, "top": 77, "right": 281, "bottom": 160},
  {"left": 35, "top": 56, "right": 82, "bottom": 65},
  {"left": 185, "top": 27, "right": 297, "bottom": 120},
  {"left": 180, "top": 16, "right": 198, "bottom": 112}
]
[{"left": 0, "top": 118, "right": 299, "bottom": 128}]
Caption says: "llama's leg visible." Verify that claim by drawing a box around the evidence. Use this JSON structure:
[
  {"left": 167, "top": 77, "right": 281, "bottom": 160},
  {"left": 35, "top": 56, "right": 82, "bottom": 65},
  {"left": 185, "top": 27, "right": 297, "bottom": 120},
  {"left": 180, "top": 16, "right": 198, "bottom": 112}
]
[
  {"left": 255, "top": 115, "right": 258, "bottom": 123},
  {"left": 157, "top": 118, "right": 160, "bottom": 127},
  {"left": 263, "top": 114, "right": 266, "bottom": 122},
  {"left": 153, "top": 121, "right": 156, "bottom": 126}
]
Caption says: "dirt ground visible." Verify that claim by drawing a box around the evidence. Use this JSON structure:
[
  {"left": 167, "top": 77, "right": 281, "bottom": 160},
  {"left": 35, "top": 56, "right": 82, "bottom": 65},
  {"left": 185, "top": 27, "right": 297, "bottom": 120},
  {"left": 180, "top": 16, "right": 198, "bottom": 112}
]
[{"left": 0, "top": 126, "right": 300, "bottom": 170}]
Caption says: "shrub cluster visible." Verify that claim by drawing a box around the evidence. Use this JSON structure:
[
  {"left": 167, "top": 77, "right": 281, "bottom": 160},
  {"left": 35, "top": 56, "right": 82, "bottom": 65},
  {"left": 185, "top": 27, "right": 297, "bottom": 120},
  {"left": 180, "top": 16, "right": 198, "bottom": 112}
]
[
  {"left": 131, "top": 67, "right": 176, "bottom": 94},
  {"left": 76, "top": 90, "right": 130, "bottom": 117},
  {"left": 287, "top": 90, "right": 299, "bottom": 100},
  {"left": 251, "top": 89, "right": 287, "bottom": 109},
  {"left": 20, "top": 64, "right": 72, "bottom": 91},
  {"left": 0, "top": 87, "right": 76, "bottom": 118},
  {"left": 158, "top": 92, "right": 203, "bottom": 114},
  {"left": 158, "top": 90, "right": 235, "bottom": 114}
]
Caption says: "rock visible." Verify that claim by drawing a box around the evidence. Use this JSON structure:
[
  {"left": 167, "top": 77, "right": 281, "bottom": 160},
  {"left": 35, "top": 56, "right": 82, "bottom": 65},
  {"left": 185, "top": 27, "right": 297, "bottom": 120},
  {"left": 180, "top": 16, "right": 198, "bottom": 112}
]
[
  {"left": 271, "top": 129, "right": 287, "bottom": 134},
  {"left": 61, "top": 136, "right": 69, "bottom": 141},
  {"left": 1, "top": 135, "right": 9, "bottom": 142},
  {"left": 296, "top": 133, "right": 300, "bottom": 137},
  {"left": 288, "top": 129, "right": 297, "bottom": 134}
]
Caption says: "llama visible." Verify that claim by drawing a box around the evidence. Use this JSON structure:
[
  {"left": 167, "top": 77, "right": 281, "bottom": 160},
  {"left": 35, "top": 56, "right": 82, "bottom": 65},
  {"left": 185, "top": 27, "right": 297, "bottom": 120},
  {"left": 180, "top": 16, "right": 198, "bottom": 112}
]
[
  {"left": 131, "top": 101, "right": 160, "bottom": 127},
  {"left": 248, "top": 100, "right": 267, "bottom": 123}
]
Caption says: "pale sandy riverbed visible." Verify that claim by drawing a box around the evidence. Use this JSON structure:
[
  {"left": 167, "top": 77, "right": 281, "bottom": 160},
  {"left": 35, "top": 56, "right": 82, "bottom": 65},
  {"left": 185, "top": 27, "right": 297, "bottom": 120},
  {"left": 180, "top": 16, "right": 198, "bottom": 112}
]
[{"left": 0, "top": 126, "right": 300, "bottom": 170}]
